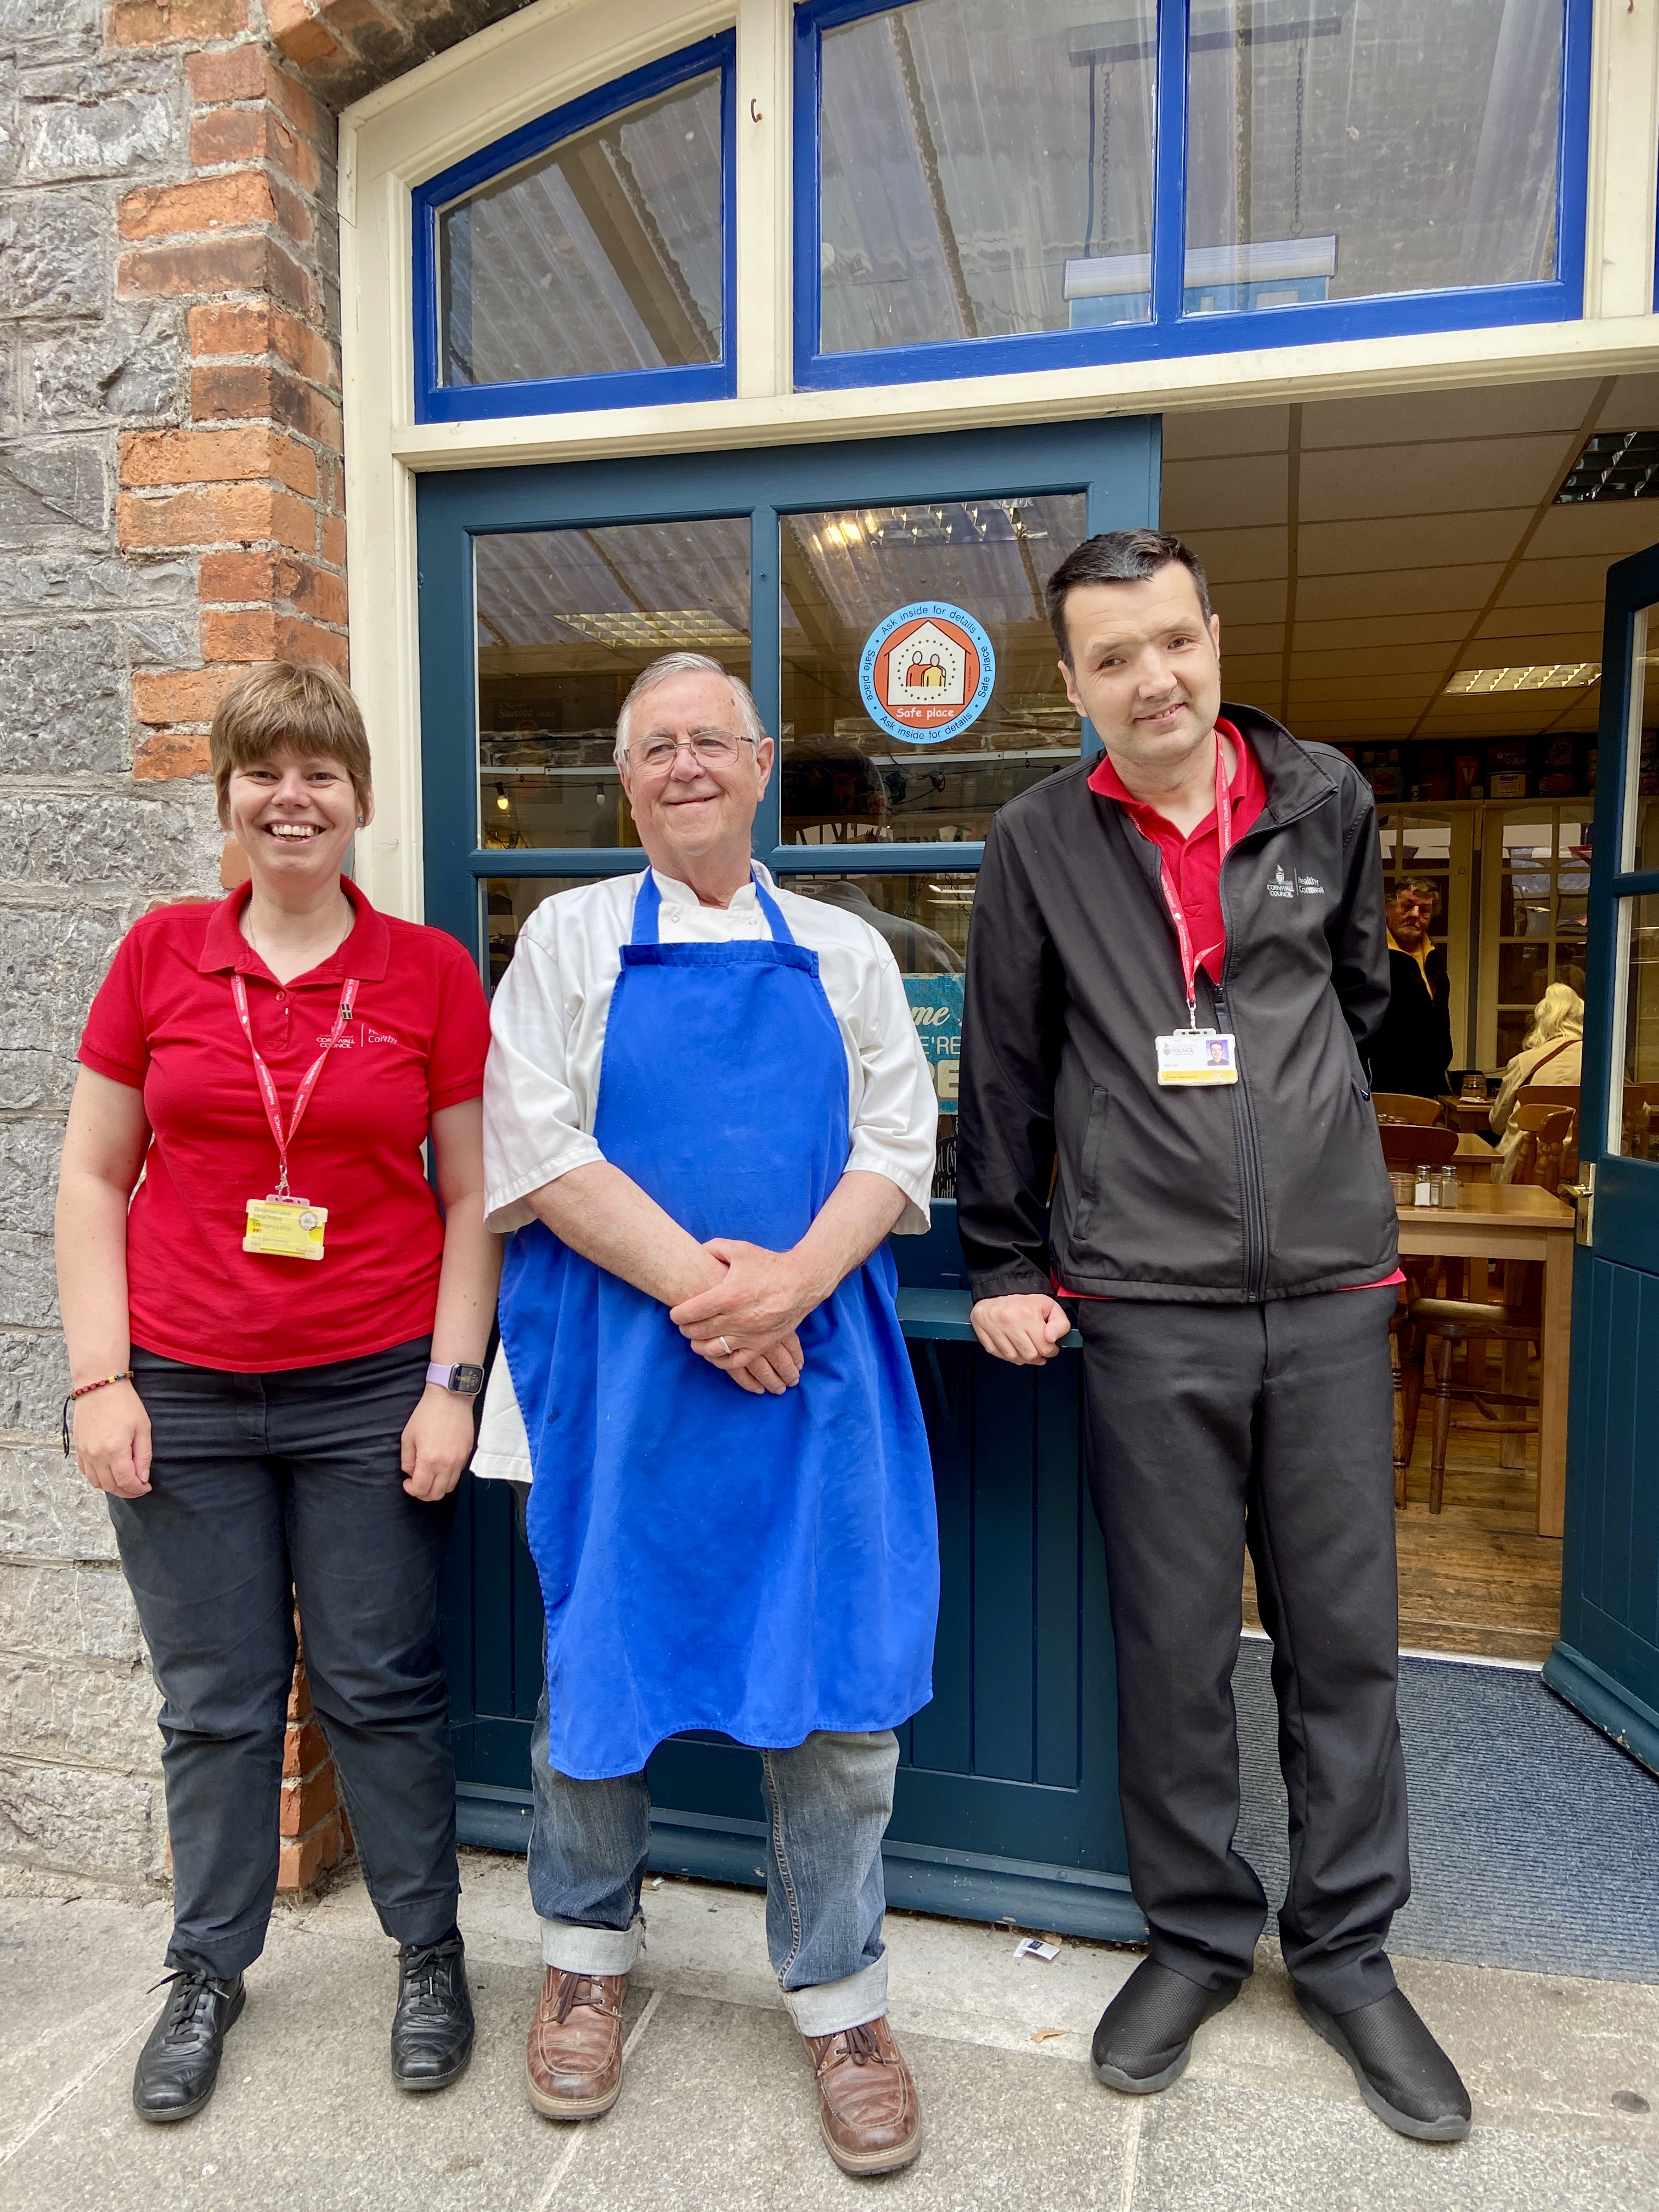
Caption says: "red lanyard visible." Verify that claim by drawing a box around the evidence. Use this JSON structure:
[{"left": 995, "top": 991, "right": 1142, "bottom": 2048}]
[
  {"left": 231, "top": 970, "right": 359, "bottom": 1199},
  {"left": 1156, "top": 732, "right": 1234, "bottom": 1026}
]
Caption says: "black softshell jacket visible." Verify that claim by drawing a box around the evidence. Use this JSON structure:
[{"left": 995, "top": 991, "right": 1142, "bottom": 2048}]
[{"left": 957, "top": 707, "right": 1399, "bottom": 1305}]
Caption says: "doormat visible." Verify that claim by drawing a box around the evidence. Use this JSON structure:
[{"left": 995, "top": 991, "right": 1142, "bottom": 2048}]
[{"left": 1232, "top": 1636, "right": 1659, "bottom": 1985}]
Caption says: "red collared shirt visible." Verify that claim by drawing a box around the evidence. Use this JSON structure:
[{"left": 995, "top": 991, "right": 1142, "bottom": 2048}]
[
  {"left": 1086, "top": 716, "right": 1266, "bottom": 989},
  {"left": 78, "top": 878, "right": 490, "bottom": 1373}
]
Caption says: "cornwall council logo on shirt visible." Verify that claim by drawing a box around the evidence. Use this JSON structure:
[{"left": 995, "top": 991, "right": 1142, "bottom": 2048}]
[{"left": 859, "top": 603, "right": 996, "bottom": 746}]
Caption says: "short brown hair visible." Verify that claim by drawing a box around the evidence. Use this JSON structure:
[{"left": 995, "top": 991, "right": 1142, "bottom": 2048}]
[
  {"left": 210, "top": 662, "right": 371, "bottom": 829},
  {"left": 1044, "top": 529, "right": 1213, "bottom": 664}
]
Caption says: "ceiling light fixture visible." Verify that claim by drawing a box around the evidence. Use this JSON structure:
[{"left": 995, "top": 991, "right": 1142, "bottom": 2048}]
[
  {"left": 1442, "top": 663, "right": 1600, "bottom": 695},
  {"left": 1555, "top": 431, "right": 1659, "bottom": 504}
]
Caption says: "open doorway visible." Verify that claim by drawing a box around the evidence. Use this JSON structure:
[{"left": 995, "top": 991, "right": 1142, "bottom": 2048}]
[{"left": 1161, "top": 373, "right": 1659, "bottom": 1660}]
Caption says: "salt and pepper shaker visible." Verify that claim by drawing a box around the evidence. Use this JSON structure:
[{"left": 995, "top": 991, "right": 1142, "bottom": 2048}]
[
  {"left": 1438, "top": 1165, "right": 1460, "bottom": 1209},
  {"left": 1414, "top": 1164, "right": 1436, "bottom": 1207}
]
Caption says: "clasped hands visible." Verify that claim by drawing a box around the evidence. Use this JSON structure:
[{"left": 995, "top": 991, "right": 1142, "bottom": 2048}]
[{"left": 668, "top": 1239, "right": 828, "bottom": 1396}]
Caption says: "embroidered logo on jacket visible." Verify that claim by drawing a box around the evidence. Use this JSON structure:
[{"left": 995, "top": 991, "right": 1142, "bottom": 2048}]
[{"left": 1267, "top": 864, "right": 1296, "bottom": 899}]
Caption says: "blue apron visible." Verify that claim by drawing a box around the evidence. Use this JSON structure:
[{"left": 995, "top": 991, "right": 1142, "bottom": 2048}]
[{"left": 498, "top": 872, "right": 939, "bottom": 1781}]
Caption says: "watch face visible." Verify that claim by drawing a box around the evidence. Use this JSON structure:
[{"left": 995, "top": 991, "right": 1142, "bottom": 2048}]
[{"left": 450, "top": 1364, "right": 485, "bottom": 1395}]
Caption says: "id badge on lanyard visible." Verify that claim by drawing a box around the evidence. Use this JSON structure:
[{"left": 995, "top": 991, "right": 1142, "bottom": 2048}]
[
  {"left": 232, "top": 970, "right": 358, "bottom": 1259},
  {"left": 1155, "top": 736, "right": 1239, "bottom": 1088}
]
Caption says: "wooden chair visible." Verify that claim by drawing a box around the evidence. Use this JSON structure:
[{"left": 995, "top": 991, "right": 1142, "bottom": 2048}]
[
  {"left": 1506, "top": 1104, "right": 1576, "bottom": 1195},
  {"left": 1620, "top": 1081, "right": 1659, "bottom": 1160},
  {"left": 1378, "top": 1125, "right": 1458, "bottom": 1171},
  {"left": 1516, "top": 1084, "right": 1579, "bottom": 1187},
  {"left": 1379, "top": 1124, "right": 1459, "bottom": 1504},
  {"left": 1401, "top": 1120, "right": 1565, "bottom": 1514},
  {"left": 1373, "top": 1093, "right": 1443, "bottom": 1126}
]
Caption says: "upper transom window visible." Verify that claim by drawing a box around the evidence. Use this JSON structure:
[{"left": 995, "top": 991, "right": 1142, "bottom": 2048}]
[
  {"left": 796, "top": 0, "right": 1588, "bottom": 388},
  {"left": 413, "top": 34, "right": 735, "bottom": 421}
]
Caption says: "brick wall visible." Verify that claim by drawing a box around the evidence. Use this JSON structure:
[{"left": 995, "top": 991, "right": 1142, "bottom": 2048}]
[{"left": 0, "top": 0, "right": 530, "bottom": 1898}]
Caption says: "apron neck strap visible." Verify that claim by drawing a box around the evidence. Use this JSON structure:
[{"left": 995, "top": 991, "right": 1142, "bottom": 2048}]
[{"left": 629, "top": 867, "right": 798, "bottom": 947}]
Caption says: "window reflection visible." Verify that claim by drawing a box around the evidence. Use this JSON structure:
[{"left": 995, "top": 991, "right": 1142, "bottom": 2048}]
[
  {"left": 781, "top": 494, "right": 1085, "bottom": 845},
  {"left": 819, "top": 0, "right": 1156, "bottom": 353},
  {"left": 474, "top": 521, "right": 749, "bottom": 850},
  {"left": 796, "top": 872, "right": 975, "bottom": 1194},
  {"left": 439, "top": 70, "right": 723, "bottom": 389},
  {"left": 483, "top": 876, "right": 605, "bottom": 990},
  {"left": 1185, "top": 0, "right": 1562, "bottom": 314}
]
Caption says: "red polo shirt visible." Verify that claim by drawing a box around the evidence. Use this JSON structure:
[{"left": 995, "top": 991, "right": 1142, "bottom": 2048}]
[
  {"left": 78, "top": 879, "right": 491, "bottom": 1373},
  {"left": 1087, "top": 717, "right": 1265, "bottom": 986}
]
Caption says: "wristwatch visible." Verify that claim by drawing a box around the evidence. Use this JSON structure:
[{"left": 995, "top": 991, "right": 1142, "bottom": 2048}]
[{"left": 427, "top": 1361, "right": 485, "bottom": 1397}]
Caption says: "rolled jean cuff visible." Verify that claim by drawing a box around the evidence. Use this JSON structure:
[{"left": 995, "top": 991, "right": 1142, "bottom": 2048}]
[
  {"left": 540, "top": 1912, "right": 642, "bottom": 1976},
  {"left": 785, "top": 1952, "right": 888, "bottom": 2039}
]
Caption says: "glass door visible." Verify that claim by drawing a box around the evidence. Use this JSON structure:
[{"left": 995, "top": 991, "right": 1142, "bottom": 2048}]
[
  {"left": 417, "top": 417, "right": 1159, "bottom": 1932},
  {"left": 1544, "top": 544, "right": 1659, "bottom": 1778},
  {"left": 1476, "top": 804, "right": 1595, "bottom": 1070}
]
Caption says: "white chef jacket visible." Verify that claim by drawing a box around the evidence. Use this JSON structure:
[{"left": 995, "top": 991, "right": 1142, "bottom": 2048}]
[{"left": 475, "top": 865, "right": 939, "bottom": 1481}]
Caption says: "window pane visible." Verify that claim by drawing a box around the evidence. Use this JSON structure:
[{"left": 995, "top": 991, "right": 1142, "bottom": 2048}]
[
  {"left": 818, "top": 0, "right": 1156, "bottom": 354},
  {"left": 780, "top": 494, "right": 1086, "bottom": 845},
  {"left": 475, "top": 520, "right": 749, "bottom": 849},
  {"left": 483, "top": 876, "right": 605, "bottom": 989},
  {"left": 1185, "top": 0, "right": 1562, "bottom": 315},
  {"left": 439, "top": 71, "right": 723, "bottom": 388},
  {"left": 795, "top": 871, "right": 976, "bottom": 1195},
  {"left": 1613, "top": 895, "right": 1659, "bottom": 1158}
]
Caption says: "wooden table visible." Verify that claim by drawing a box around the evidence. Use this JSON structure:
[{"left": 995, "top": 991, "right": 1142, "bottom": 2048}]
[
  {"left": 1396, "top": 1184, "right": 1576, "bottom": 1538},
  {"left": 1440, "top": 1095, "right": 1499, "bottom": 1135}
]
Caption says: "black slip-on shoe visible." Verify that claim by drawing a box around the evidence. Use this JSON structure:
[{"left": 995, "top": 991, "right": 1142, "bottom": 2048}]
[
  {"left": 392, "top": 1934, "right": 475, "bottom": 2092},
  {"left": 132, "top": 1967, "right": 246, "bottom": 2124},
  {"left": 1295, "top": 1985, "right": 1472, "bottom": 2142},
  {"left": 1090, "top": 1959, "right": 1244, "bottom": 2094}
]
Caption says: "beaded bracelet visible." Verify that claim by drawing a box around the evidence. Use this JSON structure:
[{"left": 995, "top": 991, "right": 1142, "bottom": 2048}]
[{"left": 61, "top": 1369, "right": 135, "bottom": 1457}]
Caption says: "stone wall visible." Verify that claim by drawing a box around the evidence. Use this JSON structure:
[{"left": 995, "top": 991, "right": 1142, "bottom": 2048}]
[{"left": 0, "top": 0, "right": 532, "bottom": 1897}]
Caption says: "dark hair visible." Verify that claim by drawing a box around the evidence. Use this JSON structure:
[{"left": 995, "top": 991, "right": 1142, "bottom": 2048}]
[
  {"left": 1044, "top": 529, "right": 1213, "bottom": 663},
  {"left": 1390, "top": 876, "right": 1441, "bottom": 912}
]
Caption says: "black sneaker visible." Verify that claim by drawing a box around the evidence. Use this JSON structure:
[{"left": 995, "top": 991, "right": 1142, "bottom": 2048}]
[
  {"left": 1295, "top": 1985, "right": 1472, "bottom": 2141},
  {"left": 1090, "top": 1958, "right": 1243, "bottom": 2094},
  {"left": 132, "top": 1967, "right": 246, "bottom": 2124},
  {"left": 391, "top": 1934, "right": 474, "bottom": 2092}
]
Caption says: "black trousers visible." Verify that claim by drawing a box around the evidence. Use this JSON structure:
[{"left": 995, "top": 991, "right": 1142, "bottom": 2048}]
[
  {"left": 112, "top": 1339, "right": 460, "bottom": 1978},
  {"left": 1077, "top": 1285, "right": 1409, "bottom": 2013}
]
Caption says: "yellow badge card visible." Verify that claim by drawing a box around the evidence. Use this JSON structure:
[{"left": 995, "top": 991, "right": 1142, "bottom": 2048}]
[
  {"left": 244, "top": 1197, "right": 328, "bottom": 1261},
  {"left": 1156, "top": 1031, "right": 1239, "bottom": 1087}
]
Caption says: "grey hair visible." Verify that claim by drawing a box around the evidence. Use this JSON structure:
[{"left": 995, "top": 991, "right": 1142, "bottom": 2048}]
[
  {"left": 1521, "top": 981, "right": 1584, "bottom": 1053},
  {"left": 612, "top": 652, "right": 767, "bottom": 766}
]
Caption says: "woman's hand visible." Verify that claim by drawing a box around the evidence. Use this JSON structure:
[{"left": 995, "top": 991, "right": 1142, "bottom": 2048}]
[
  {"left": 74, "top": 1380, "right": 153, "bottom": 1498},
  {"left": 400, "top": 1385, "right": 478, "bottom": 1501}
]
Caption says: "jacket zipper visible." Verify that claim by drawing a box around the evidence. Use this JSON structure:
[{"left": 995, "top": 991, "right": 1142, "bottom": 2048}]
[{"left": 1212, "top": 802, "right": 1325, "bottom": 1304}]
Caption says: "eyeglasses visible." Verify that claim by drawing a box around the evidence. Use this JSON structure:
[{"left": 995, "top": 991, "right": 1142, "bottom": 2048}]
[{"left": 628, "top": 731, "right": 757, "bottom": 774}]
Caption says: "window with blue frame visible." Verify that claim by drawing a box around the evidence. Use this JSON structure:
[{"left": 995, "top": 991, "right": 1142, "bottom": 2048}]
[
  {"left": 798, "top": 0, "right": 1588, "bottom": 387},
  {"left": 413, "top": 34, "right": 735, "bottom": 421}
]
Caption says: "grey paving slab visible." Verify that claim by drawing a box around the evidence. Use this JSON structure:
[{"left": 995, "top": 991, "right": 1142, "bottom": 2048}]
[
  {"left": 0, "top": 1897, "right": 170, "bottom": 2161},
  {"left": 0, "top": 1920, "right": 578, "bottom": 2212},
  {"left": 1131, "top": 2077, "right": 1659, "bottom": 2212},
  {"left": 552, "top": 1991, "right": 1135, "bottom": 2211}
]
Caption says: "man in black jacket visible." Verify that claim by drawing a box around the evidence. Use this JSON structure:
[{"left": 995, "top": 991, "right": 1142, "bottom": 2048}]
[
  {"left": 1368, "top": 877, "right": 1455, "bottom": 1098},
  {"left": 956, "top": 530, "right": 1469, "bottom": 2142}
]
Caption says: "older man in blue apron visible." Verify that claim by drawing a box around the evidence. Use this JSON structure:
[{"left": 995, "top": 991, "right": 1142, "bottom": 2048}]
[{"left": 475, "top": 654, "right": 940, "bottom": 2174}]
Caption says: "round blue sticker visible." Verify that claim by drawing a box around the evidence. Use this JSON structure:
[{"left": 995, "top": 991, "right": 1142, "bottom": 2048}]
[{"left": 858, "top": 602, "right": 996, "bottom": 746}]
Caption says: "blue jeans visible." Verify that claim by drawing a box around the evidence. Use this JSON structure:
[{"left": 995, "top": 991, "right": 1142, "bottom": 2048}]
[
  {"left": 112, "top": 1340, "right": 460, "bottom": 1978},
  {"left": 526, "top": 1683, "right": 898, "bottom": 2038}
]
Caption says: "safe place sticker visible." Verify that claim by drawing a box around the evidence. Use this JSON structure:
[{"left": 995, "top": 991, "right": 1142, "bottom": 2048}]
[{"left": 859, "top": 602, "right": 996, "bottom": 746}]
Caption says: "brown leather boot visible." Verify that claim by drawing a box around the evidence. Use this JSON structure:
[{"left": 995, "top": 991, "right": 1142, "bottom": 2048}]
[
  {"left": 524, "top": 1967, "right": 628, "bottom": 2119},
  {"left": 803, "top": 2016, "right": 922, "bottom": 2175}
]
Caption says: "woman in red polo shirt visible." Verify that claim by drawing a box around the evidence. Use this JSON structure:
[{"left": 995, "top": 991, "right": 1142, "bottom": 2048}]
[{"left": 54, "top": 663, "right": 500, "bottom": 2125}]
